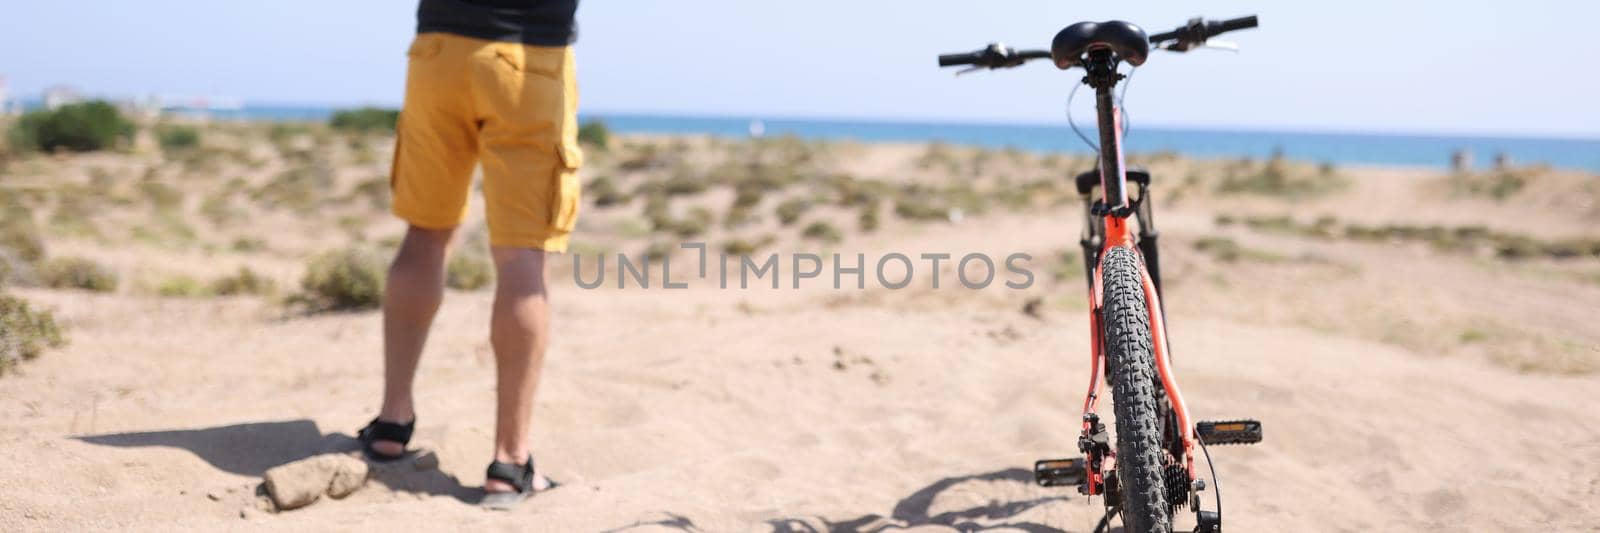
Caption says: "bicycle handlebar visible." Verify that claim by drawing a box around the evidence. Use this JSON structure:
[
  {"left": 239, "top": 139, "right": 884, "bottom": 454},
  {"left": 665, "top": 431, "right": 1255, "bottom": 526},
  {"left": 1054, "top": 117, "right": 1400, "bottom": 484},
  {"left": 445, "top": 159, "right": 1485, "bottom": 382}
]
[
  {"left": 937, "top": 44, "right": 1051, "bottom": 69},
  {"left": 1219, "top": 15, "right": 1260, "bottom": 33},
  {"left": 937, "top": 52, "right": 981, "bottom": 67},
  {"left": 937, "top": 15, "right": 1258, "bottom": 69},
  {"left": 1148, "top": 15, "right": 1258, "bottom": 50}
]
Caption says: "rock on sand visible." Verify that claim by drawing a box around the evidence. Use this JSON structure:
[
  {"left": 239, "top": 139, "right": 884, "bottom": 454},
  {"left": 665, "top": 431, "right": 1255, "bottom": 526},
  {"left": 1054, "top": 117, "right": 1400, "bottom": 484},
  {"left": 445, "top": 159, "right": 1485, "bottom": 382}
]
[{"left": 262, "top": 454, "right": 370, "bottom": 510}]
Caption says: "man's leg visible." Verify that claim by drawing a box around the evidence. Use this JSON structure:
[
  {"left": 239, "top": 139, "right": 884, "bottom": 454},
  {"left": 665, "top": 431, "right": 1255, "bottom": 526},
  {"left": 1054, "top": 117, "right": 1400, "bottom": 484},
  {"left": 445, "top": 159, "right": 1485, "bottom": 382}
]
[
  {"left": 372, "top": 225, "right": 455, "bottom": 456},
  {"left": 484, "top": 246, "right": 555, "bottom": 492}
]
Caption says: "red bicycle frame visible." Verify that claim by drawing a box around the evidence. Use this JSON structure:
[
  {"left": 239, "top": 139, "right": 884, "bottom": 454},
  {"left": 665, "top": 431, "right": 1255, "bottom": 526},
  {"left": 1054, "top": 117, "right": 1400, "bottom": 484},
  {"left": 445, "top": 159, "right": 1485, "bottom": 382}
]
[{"left": 1078, "top": 48, "right": 1196, "bottom": 494}]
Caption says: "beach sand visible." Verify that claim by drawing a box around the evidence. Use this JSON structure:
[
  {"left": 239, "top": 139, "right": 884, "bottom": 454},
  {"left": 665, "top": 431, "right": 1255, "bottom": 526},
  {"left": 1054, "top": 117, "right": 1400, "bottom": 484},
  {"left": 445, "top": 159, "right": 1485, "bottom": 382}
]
[{"left": 2, "top": 129, "right": 1598, "bottom": 531}]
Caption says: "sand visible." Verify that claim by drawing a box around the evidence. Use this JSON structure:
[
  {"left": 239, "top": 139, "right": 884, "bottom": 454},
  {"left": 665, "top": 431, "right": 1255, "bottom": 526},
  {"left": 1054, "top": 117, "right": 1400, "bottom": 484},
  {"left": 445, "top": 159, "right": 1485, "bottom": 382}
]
[{"left": 2, "top": 132, "right": 1599, "bottom": 532}]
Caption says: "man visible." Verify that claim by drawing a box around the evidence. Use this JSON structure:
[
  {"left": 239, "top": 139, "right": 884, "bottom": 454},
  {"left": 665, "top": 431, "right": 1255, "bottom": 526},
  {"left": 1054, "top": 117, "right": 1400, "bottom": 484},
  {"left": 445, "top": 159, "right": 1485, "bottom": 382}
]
[{"left": 357, "top": 0, "right": 581, "bottom": 509}]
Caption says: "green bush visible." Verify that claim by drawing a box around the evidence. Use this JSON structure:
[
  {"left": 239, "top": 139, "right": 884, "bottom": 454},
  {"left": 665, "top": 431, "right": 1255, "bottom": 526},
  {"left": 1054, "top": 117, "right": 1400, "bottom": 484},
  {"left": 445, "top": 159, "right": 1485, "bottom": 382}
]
[
  {"left": 1193, "top": 237, "right": 1242, "bottom": 262},
  {"left": 155, "top": 123, "right": 201, "bottom": 151},
  {"left": 731, "top": 184, "right": 765, "bottom": 210},
  {"left": 723, "top": 205, "right": 756, "bottom": 229},
  {"left": 642, "top": 193, "right": 672, "bottom": 231},
  {"left": 296, "top": 248, "right": 387, "bottom": 311},
  {"left": 447, "top": 254, "right": 494, "bottom": 291},
  {"left": 7, "top": 101, "right": 134, "bottom": 152},
  {"left": 893, "top": 196, "right": 948, "bottom": 221},
  {"left": 801, "top": 221, "right": 843, "bottom": 243},
  {"left": 578, "top": 119, "right": 610, "bottom": 149},
  {"left": 41, "top": 257, "right": 118, "bottom": 292},
  {"left": 658, "top": 207, "right": 712, "bottom": 238},
  {"left": 1193, "top": 237, "right": 1281, "bottom": 263},
  {"left": 775, "top": 198, "right": 811, "bottom": 226},
  {"left": 1216, "top": 158, "right": 1348, "bottom": 198},
  {"left": 329, "top": 107, "right": 400, "bottom": 133},
  {"left": 858, "top": 203, "right": 880, "bottom": 233},
  {"left": 211, "top": 267, "right": 277, "bottom": 296},
  {"left": 231, "top": 237, "right": 268, "bottom": 253},
  {"left": 642, "top": 241, "right": 673, "bottom": 262},
  {"left": 267, "top": 123, "right": 312, "bottom": 144},
  {"left": 254, "top": 163, "right": 333, "bottom": 213},
  {"left": 1, "top": 293, "right": 66, "bottom": 375},
  {"left": 721, "top": 235, "right": 775, "bottom": 256},
  {"left": 588, "top": 176, "right": 627, "bottom": 207},
  {"left": 0, "top": 211, "right": 47, "bottom": 267},
  {"left": 661, "top": 173, "right": 708, "bottom": 196},
  {"left": 156, "top": 275, "right": 208, "bottom": 297}
]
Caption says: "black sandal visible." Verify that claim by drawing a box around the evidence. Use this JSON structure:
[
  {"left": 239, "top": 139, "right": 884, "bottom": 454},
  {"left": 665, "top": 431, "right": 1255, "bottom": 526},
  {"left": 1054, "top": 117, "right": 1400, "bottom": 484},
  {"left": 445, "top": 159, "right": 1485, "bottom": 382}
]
[
  {"left": 481, "top": 457, "right": 555, "bottom": 509},
  {"left": 357, "top": 417, "right": 415, "bottom": 463}
]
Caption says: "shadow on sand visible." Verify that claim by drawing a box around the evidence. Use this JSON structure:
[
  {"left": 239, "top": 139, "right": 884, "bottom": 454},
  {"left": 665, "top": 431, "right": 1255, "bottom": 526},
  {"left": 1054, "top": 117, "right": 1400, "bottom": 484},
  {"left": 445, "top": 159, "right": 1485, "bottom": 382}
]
[
  {"left": 604, "top": 468, "right": 1108, "bottom": 533},
  {"left": 73, "top": 418, "right": 479, "bottom": 503},
  {"left": 772, "top": 468, "right": 1083, "bottom": 533}
]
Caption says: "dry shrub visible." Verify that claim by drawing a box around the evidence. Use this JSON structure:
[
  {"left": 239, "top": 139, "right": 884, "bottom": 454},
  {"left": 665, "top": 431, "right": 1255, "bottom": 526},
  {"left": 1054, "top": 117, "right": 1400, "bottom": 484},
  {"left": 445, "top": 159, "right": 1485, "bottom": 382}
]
[
  {"left": 801, "top": 221, "right": 843, "bottom": 243},
  {"left": 722, "top": 235, "right": 776, "bottom": 256},
  {"left": 41, "top": 257, "right": 118, "bottom": 292},
  {"left": 588, "top": 176, "right": 627, "bottom": 207},
  {"left": 211, "top": 267, "right": 276, "bottom": 296},
  {"left": 0, "top": 192, "right": 46, "bottom": 267},
  {"left": 447, "top": 254, "right": 494, "bottom": 291},
  {"left": 294, "top": 248, "right": 386, "bottom": 311},
  {"left": 1192, "top": 237, "right": 1281, "bottom": 263},
  {"left": 156, "top": 275, "right": 208, "bottom": 298},
  {"left": 254, "top": 162, "right": 334, "bottom": 213},
  {"left": 0, "top": 294, "right": 66, "bottom": 375},
  {"left": 1215, "top": 157, "right": 1348, "bottom": 198},
  {"left": 775, "top": 198, "right": 811, "bottom": 226},
  {"left": 858, "top": 202, "right": 881, "bottom": 233}
]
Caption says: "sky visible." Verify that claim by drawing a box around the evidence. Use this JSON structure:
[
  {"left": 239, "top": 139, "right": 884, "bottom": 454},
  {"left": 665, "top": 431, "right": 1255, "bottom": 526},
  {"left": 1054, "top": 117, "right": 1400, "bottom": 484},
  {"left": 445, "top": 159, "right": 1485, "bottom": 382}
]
[{"left": 1, "top": 1, "right": 1597, "bottom": 138}]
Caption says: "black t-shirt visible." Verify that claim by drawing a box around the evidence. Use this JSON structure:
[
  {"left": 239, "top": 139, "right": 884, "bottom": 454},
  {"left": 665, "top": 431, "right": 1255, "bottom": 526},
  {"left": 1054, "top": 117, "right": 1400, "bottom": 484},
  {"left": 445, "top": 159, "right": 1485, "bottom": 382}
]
[{"left": 417, "top": 0, "right": 578, "bottom": 46}]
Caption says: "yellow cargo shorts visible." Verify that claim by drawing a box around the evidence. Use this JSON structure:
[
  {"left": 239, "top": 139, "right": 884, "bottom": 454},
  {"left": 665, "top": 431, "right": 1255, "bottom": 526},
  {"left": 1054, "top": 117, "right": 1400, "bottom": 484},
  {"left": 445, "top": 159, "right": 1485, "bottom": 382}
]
[{"left": 391, "top": 32, "right": 582, "bottom": 252}]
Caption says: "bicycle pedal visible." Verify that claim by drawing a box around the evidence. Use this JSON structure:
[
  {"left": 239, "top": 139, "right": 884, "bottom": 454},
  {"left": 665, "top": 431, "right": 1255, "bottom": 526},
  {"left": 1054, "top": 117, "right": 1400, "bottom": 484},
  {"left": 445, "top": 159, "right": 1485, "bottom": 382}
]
[
  {"left": 1196, "top": 419, "right": 1263, "bottom": 445},
  {"left": 1033, "top": 457, "right": 1086, "bottom": 487}
]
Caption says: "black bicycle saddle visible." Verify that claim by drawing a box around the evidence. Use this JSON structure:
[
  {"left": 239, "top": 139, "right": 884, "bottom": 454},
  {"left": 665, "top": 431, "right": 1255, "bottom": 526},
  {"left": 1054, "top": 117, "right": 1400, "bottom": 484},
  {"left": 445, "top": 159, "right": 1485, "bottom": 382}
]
[{"left": 1051, "top": 21, "right": 1150, "bottom": 68}]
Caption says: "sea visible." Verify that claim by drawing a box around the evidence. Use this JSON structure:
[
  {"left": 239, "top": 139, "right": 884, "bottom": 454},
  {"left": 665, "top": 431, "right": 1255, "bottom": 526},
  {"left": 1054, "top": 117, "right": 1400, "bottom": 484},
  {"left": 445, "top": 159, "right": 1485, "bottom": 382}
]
[{"left": 169, "top": 105, "right": 1600, "bottom": 173}]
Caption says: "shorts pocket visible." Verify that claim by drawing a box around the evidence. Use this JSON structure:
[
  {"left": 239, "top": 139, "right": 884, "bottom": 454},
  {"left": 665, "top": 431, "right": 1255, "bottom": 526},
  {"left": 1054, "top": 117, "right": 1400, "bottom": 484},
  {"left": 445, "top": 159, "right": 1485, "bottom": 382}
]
[
  {"left": 408, "top": 34, "right": 443, "bottom": 61},
  {"left": 551, "top": 140, "right": 584, "bottom": 232},
  {"left": 494, "top": 44, "right": 562, "bottom": 78}
]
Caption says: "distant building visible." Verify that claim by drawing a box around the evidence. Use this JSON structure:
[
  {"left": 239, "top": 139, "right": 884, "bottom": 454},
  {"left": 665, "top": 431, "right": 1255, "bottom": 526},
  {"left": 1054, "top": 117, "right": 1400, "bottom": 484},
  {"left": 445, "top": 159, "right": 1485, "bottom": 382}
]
[{"left": 0, "top": 75, "right": 11, "bottom": 115}]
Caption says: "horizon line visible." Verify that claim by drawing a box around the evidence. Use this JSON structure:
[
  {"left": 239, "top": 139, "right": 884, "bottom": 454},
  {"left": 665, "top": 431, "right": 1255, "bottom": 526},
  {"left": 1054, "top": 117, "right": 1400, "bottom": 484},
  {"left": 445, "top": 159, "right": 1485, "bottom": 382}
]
[
  {"left": 575, "top": 109, "right": 1600, "bottom": 144},
  {"left": 12, "top": 94, "right": 1599, "bottom": 142}
]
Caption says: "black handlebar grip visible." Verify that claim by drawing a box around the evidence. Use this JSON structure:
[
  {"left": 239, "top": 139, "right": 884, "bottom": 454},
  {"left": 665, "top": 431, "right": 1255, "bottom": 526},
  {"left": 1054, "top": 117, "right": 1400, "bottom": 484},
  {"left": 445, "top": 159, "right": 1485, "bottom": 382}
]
[
  {"left": 938, "top": 52, "right": 979, "bottom": 67},
  {"left": 1218, "top": 15, "right": 1258, "bottom": 33},
  {"left": 1147, "top": 30, "right": 1178, "bottom": 43}
]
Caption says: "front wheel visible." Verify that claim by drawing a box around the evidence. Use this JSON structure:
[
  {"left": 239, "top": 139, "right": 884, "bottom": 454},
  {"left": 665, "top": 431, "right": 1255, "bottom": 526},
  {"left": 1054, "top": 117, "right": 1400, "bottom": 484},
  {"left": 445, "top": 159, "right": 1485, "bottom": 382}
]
[{"left": 1101, "top": 245, "right": 1172, "bottom": 532}]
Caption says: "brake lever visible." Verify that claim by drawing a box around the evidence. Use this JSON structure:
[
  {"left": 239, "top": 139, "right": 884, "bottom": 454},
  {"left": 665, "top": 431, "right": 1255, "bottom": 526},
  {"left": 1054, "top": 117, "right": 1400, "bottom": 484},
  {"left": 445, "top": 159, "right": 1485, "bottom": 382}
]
[
  {"left": 954, "top": 66, "right": 984, "bottom": 76},
  {"left": 1159, "top": 39, "right": 1237, "bottom": 53}
]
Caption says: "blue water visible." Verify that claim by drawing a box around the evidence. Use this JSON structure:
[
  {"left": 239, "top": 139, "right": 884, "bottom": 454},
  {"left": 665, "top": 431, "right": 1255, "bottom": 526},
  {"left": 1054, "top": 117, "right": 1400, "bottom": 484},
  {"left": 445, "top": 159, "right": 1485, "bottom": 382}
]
[
  {"left": 38, "top": 98, "right": 1599, "bottom": 172},
  {"left": 589, "top": 114, "right": 1600, "bottom": 173}
]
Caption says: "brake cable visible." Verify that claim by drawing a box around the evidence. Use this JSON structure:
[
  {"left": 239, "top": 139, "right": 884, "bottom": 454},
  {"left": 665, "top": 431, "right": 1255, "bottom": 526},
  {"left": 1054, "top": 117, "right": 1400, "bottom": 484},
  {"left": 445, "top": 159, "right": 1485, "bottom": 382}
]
[
  {"left": 1066, "top": 83, "right": 1097, "bottom": 151},
  {"left": 1066, "top": 66, "right": 1137, "bottom": 153},
  {"left": 1197, "top": 431, "right": 1223, "bottom": 529}
]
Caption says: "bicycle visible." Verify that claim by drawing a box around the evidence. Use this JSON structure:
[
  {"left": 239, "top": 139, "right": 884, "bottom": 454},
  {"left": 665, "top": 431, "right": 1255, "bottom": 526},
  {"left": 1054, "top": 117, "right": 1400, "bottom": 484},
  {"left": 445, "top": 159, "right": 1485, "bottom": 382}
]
[{"left": 938, "top": 16, "right": 1264, "bottom": 533}]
